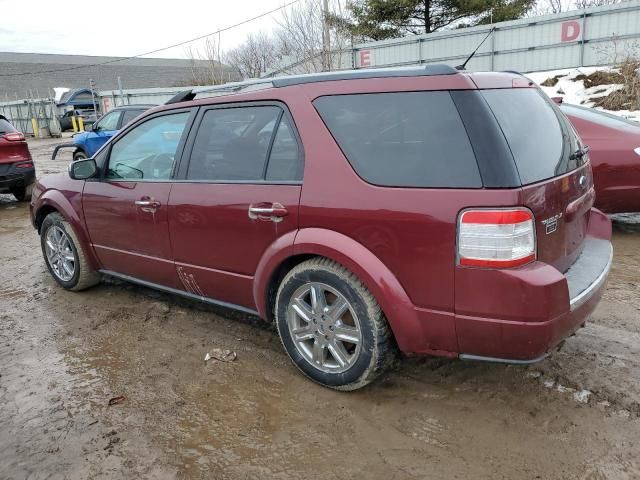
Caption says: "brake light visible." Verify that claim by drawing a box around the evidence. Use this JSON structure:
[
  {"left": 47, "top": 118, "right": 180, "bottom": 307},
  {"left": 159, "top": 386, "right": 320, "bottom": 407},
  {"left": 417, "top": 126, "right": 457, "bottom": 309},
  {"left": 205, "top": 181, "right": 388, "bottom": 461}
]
[
  {"left": 457, "top": 209, "right": 536, "bottom": 268},
  {"left": 2, "top": 132, "right": 25, "bottom": 141},
  {"left": 15, "top": 162, "right": 33, "bottom": 169}
]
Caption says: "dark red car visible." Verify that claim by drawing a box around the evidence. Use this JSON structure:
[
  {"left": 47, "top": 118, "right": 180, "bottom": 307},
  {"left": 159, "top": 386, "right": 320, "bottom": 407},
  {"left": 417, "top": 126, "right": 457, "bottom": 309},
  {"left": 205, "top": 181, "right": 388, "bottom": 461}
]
[
  {"left": 559, "top": 102, "right": 640, "bottom": 214},
  {"left": 30, "top": 66, "right": 612, "bottom": 390},
  {"left": 0, "top": 115, "right": 34, "bottom": 201}
]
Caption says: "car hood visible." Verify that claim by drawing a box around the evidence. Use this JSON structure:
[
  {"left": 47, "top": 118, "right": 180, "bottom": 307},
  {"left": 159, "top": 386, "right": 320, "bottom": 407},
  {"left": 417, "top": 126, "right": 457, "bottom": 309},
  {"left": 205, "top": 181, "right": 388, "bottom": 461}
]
[{"left": 73, "top": 132, "right": 91, "bottom": 145}]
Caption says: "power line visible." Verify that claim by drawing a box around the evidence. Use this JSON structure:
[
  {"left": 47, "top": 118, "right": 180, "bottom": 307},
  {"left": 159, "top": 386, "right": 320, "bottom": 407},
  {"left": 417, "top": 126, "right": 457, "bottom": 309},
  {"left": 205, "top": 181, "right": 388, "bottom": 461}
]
[{"left": 0, "top": 0, "right": 302, "bottom": 78}]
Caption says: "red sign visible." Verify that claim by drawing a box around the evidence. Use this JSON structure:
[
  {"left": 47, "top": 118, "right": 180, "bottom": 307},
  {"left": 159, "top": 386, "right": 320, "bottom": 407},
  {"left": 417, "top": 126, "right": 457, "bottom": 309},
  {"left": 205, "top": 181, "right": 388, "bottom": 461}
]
[
  {"left": 561, "top": 20, "right": 581, "bottom": 42},
  {"left": 359, "top": 50, "right": 372, "bottom": 67}
]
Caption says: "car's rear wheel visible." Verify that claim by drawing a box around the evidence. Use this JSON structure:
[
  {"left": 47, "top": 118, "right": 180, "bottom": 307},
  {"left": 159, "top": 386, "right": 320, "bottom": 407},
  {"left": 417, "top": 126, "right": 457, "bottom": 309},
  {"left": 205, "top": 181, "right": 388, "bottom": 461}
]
[
  {"left": 40, "top": 212, "right": 100, "bottom": 291},
  {"left": 73, "top": 150, "right": 88, "bottom": 161},
  {"left": 275, "top": 258, "right": 395, "bottom": 390},
  {"left": 11, "top": 187, "right": 27, "bottom": 202}
]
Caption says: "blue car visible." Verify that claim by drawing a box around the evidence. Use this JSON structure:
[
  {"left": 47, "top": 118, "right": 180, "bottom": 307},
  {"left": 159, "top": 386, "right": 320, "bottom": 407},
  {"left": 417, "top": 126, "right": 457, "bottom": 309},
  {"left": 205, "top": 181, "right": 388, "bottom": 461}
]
[{"left": 71, "top": 105, "right": 155, "bottom": 160}]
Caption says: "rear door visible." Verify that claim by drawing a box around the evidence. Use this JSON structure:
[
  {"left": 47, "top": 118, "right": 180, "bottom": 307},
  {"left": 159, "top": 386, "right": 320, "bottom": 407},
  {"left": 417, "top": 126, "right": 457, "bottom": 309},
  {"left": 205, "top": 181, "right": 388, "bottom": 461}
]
[
  {"left": 481, "top": 88, "right": 593, "bottom": 272},
  {"left": 168, "top": 102, "right": 303, "bottom": 310},
  {"left": 83, "top": 109, "right": 194, "bottom": 287}
]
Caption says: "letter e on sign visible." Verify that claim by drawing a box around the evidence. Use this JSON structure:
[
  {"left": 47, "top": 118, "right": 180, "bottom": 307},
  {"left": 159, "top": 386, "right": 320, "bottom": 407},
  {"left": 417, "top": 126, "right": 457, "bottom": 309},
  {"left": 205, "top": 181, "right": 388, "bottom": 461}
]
[
  {"left": 359, "top": 50, "right": 372, "bottom": 67},
  {"left": 561, "top": 20, "right": 581, "bottom": 42}
]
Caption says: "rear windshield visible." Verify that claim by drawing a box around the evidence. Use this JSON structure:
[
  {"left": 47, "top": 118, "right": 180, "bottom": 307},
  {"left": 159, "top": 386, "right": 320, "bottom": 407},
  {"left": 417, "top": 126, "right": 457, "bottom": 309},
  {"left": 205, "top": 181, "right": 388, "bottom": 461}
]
[
  {"left": 0, "top": 118, "right": 15, "bottom": 134},
  {"left": 481, "top": 88, "right": 576, "bottom": 185},
  {"left": 314, "top": 91, "right": 482, "bottom": 188}
]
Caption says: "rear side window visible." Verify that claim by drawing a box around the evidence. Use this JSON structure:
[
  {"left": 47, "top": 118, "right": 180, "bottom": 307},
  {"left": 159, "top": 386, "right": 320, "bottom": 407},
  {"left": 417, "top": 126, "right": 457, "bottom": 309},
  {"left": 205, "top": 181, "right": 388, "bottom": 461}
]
[
  {"left": 481, "top": 89, "right": 569, "bottom": 185},
  {"left": 314, "top": 92, "right": 482, "bottom": 188},
  {"left": 186, "top": 105, "right": 302, "bottom": 182},
  {"left": 121, "top": 109, "right": 144, "bottom": 127}
]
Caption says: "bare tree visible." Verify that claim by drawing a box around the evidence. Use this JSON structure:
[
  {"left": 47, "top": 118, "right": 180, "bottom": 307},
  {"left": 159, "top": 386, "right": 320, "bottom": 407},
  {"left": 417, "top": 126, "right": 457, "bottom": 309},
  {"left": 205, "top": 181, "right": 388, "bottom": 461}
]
[
  {"left": 182, "top": 36, "right": 233, "bottom": 86},
  {"left": 575, "top": 0, "right": 621, "bottom": 8},
  {"left": 528, "top": 0, "right": 571, "bottom": 16},
  {"left": 225, "top": 32, "right": 283, "bottom": 79},
  {"left": 274, "top": 0, "right": 349, "bottom": 75}
]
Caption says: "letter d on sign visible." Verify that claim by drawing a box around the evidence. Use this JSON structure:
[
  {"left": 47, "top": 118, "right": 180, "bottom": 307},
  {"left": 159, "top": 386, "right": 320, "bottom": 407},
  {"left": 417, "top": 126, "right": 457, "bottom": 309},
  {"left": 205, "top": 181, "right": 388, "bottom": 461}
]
[{"left": 561, "top": 20, "right": 581, "bottom": 42}]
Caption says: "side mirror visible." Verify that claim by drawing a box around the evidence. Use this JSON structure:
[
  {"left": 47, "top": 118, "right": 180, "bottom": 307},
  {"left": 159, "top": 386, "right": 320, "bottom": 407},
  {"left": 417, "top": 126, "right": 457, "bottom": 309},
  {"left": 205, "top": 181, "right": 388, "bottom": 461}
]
[{"left": 69, "top": 158, "right": 98, "bottom": 180}]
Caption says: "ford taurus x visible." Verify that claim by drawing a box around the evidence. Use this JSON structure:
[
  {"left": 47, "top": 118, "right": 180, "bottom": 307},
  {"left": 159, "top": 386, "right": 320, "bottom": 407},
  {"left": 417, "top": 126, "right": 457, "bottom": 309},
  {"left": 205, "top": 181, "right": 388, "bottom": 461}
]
[{"left": 30, "top": 66, "right": 613, "bottom": 390}]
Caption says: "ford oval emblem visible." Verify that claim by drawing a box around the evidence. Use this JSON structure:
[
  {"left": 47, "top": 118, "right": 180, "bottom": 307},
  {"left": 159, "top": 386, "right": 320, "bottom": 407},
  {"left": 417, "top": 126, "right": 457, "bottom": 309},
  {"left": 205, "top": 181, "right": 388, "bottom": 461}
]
[{"left": 579, "top": 175, "right": 587, "bottom": 188}]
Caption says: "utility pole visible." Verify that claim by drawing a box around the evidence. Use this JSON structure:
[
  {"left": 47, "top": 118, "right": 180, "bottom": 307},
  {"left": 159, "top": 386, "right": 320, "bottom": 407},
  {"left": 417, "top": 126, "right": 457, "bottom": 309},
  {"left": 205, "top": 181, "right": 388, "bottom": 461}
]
[
  {"left": 117, "top": 76, "right": 126, "bottom": 105},
  {"left": 322, "top": 0, "right": 331, "bottom": 71},
  {"left": 89, "top": 78, "right": 98, "bottom": 115}
]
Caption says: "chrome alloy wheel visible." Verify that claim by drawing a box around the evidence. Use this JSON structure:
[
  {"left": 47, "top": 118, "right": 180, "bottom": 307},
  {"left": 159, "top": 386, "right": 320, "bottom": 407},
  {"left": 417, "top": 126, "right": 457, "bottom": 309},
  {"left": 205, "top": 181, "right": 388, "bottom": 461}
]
[
  {"left": 286, "top": 282, "right": 362, "bottom": 373},
  {"left": 44, "top": 226, "right": 75, "bottom": 282}
]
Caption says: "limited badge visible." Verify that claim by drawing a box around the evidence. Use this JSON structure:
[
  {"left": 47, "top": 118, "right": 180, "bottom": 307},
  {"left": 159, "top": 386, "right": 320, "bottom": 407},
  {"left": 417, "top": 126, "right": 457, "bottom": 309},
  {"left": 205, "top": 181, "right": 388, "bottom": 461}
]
[{"left": 541, "top": 213, "right": 563, "bottom": 234}]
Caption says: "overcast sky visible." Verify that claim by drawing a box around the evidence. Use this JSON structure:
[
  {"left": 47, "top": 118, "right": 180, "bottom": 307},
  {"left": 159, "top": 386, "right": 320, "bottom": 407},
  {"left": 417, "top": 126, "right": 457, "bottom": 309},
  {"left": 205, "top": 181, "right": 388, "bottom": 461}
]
[{"left": 0, "top": 0, "right": 288, "bottom": 58}]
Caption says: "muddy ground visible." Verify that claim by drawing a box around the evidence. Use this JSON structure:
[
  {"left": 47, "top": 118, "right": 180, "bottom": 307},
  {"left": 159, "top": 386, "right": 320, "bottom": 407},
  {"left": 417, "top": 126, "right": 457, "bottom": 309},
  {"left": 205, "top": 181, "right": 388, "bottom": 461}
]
[{"left": 1, "top": 137, "right": 639, "bottom": 480}]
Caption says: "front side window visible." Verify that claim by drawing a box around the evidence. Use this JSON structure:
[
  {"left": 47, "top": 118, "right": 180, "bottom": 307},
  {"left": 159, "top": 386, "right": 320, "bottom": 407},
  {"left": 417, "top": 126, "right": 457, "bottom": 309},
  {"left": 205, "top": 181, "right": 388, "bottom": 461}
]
[
  {"left": 187, "top": 106, "right": 284, "bottom": 181},
  {"left": 106, "top": 112, "right": 190, "bottom": 181},
  {"left": 314, "top": 92, "right": 481, "bottom": 188},
  {"left": 95, "top": 111, "right": 121, "bottom": 132}
]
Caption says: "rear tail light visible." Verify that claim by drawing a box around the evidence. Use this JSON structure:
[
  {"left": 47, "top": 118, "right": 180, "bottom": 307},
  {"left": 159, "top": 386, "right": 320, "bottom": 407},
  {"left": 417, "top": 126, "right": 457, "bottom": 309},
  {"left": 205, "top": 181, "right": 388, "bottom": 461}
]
[
  {"left": 2, "top": 132, "right": 25, "bottom": 142},
  {"left": 457, "top": 209, "right": 536, "bottom": 268},
  {"left": 15, "top": 162, "right": 33, "bottom": 169}
]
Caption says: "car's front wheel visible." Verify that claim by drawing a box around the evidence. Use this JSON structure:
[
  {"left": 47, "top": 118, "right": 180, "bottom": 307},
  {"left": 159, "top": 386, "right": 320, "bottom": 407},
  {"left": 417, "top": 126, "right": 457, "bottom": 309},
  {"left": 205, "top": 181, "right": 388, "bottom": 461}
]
[
  {"left": 73, "top": 150, "right": 88, "bottom": 161},
  {"left": 275, "top": 258, "right": 395, "bottom": 390},
  {"left": 40, "top": 212, "right": 100, "bottom": 291}
]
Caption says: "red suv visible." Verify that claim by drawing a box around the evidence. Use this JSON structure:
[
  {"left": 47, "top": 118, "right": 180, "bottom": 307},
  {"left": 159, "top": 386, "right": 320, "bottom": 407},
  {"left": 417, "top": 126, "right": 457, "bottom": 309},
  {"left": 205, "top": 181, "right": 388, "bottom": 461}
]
[
  {"left": 0, "top": 115, "right": 34, "bottom": 201},
  {"left": 30, "top": 66, "right": 613, "bottom": 390}
]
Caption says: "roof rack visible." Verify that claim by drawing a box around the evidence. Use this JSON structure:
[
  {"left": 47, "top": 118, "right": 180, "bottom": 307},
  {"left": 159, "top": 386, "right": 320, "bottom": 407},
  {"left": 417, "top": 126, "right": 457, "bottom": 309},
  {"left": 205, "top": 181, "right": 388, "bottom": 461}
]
[{"left": 164, "top": 64, "right": 458, "bottom": 105}]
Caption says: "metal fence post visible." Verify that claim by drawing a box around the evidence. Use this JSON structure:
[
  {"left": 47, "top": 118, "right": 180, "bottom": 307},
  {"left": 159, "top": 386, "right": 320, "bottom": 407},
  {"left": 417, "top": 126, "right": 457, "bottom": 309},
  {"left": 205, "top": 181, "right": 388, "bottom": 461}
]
[{"left": 580, "top": 12, "right": 587, "bottom": 67}]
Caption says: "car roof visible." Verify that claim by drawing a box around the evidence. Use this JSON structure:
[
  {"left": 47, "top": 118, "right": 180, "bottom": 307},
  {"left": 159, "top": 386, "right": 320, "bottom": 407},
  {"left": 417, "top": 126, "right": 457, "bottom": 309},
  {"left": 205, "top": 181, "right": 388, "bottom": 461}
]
[
  {"left": 112, "top": 104, "right": 157, "bottom": 111},
  {"left": 153, "top": 65, "right": 526, "bottom": 114}
]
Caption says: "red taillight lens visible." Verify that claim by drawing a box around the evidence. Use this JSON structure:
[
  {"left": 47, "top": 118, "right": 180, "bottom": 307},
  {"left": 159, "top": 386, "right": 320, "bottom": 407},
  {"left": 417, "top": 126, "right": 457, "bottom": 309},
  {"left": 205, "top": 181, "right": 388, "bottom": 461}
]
[
  {"left": 2, "top": 132, "right": 25, "bottom": 142},
  {"left": 15, "top": 162, "right": 33, "bottom": 169},
  {"left": 457, "top": 208, "right": 536, "bottom": 268}
]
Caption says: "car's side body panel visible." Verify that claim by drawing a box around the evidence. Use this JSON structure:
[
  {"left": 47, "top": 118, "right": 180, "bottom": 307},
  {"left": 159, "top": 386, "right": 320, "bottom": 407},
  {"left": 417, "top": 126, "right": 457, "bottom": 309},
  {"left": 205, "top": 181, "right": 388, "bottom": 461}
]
[
  {"left": 561, "top": 104, "right": 640, "bottom": 214},
  {"left": 168, "top": 183, "right": 302, "bottom": 309},
  {"left": 82, "top": 181, "right": 178, "bottom": 288}
]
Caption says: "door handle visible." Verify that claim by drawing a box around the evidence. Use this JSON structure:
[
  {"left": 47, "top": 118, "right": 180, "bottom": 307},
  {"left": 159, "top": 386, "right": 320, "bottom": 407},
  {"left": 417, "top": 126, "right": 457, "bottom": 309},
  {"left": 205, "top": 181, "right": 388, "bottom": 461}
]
[
  {"left": 248, "top": 203, "right": 288, "bottom": 222},
  {"left": 135, "top": 197, "right": 161, "bottom": 213}
]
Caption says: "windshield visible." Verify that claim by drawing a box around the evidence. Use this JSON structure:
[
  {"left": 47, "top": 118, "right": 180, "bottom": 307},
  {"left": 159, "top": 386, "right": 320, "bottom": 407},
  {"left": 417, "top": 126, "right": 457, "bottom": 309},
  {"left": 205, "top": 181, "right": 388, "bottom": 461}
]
[{"left": 0, "top": 118, "right": 16, "bottom": 134}]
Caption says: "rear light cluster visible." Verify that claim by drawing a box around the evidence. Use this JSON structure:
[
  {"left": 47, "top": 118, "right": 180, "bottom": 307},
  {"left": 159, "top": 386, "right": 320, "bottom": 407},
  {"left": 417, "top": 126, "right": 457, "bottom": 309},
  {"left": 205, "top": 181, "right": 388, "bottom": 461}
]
[
  {"left": 2, "top": 132, "right": 25, "bottom": 142},
  {"left": 15, "top": 162, "right": 33, "bottom": 169},
  {"left": 457, "top": 209, "right": 536, "bottom": 268}
]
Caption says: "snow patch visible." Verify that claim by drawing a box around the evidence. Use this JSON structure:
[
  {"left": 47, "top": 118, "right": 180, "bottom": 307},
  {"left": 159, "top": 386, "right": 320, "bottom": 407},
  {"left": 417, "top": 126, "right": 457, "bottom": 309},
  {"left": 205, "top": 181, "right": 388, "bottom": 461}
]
[{"left": 525, "top": 67, "right": 640, "bottom": 122}]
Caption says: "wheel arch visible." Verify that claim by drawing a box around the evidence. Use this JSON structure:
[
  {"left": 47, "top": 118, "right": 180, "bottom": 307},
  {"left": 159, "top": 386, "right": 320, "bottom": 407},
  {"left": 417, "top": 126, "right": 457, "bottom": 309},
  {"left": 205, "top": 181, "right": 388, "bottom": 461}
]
[{"left": 254, "top": 227, "right": 422, "bottom": 353}]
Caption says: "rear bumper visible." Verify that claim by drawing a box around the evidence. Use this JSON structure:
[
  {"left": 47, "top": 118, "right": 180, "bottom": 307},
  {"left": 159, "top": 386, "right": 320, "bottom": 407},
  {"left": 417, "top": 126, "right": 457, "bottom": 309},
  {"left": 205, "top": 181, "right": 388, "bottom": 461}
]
[
  {"left": 454, "top": 208, "right": 612, "bottom": 363},
  {"left": 0, "top": 167, "right": 35, "bottom": 192}
]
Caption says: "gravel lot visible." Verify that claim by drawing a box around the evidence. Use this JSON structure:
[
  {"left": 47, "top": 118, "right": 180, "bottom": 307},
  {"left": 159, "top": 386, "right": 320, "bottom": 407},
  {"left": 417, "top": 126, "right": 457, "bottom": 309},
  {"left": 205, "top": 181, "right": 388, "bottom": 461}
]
[{"left": 1, "top": 137, "right": 639, "bottom": 479}]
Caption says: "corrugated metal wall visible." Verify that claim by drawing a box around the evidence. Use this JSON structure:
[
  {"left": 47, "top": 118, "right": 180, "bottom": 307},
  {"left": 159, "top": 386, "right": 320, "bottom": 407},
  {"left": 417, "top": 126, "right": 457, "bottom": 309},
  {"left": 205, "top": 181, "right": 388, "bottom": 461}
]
[{"left": 269, "top": 0, "right": 640, "bottom": 76}]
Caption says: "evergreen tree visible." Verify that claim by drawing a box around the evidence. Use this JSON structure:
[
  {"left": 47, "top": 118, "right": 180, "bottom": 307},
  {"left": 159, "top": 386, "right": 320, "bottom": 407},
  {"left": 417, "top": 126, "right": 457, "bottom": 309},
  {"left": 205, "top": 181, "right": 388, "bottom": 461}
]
[{"left": 331, "top": 0, "right": 536, "bottom": 41}]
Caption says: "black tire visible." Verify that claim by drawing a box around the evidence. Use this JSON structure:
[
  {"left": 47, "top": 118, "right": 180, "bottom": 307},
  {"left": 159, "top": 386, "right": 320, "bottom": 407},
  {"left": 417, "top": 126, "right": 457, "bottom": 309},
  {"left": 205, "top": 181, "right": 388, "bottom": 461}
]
[
  {"left": 73, "top": 150, "right": 88, "bottom": 161},
  {"left": 11, "top": 186, "right": 30, "bottom": 202},
  {"left": 275, "top": 257, "right": 395, "bottom": 391},
  {"left": 40, "top": 212, "right": 100, "bottom": 291}
]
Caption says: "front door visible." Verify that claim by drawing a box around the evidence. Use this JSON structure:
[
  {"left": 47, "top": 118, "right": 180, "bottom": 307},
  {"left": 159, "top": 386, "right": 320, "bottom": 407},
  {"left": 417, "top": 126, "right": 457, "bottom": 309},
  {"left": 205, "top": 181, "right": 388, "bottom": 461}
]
[
  {"left": 168, "top": 103, "right": 303, "bottom": 310},
  {"left": 83, "top": 110, "right": 193, "bottom": 288}
]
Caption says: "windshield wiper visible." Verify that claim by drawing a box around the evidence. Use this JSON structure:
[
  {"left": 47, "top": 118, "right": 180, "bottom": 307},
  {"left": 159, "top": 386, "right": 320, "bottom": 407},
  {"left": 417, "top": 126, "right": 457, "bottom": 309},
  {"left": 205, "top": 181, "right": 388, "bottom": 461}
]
[{"left": 569, "top": 145, "right": 590, "bottom": 160}]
